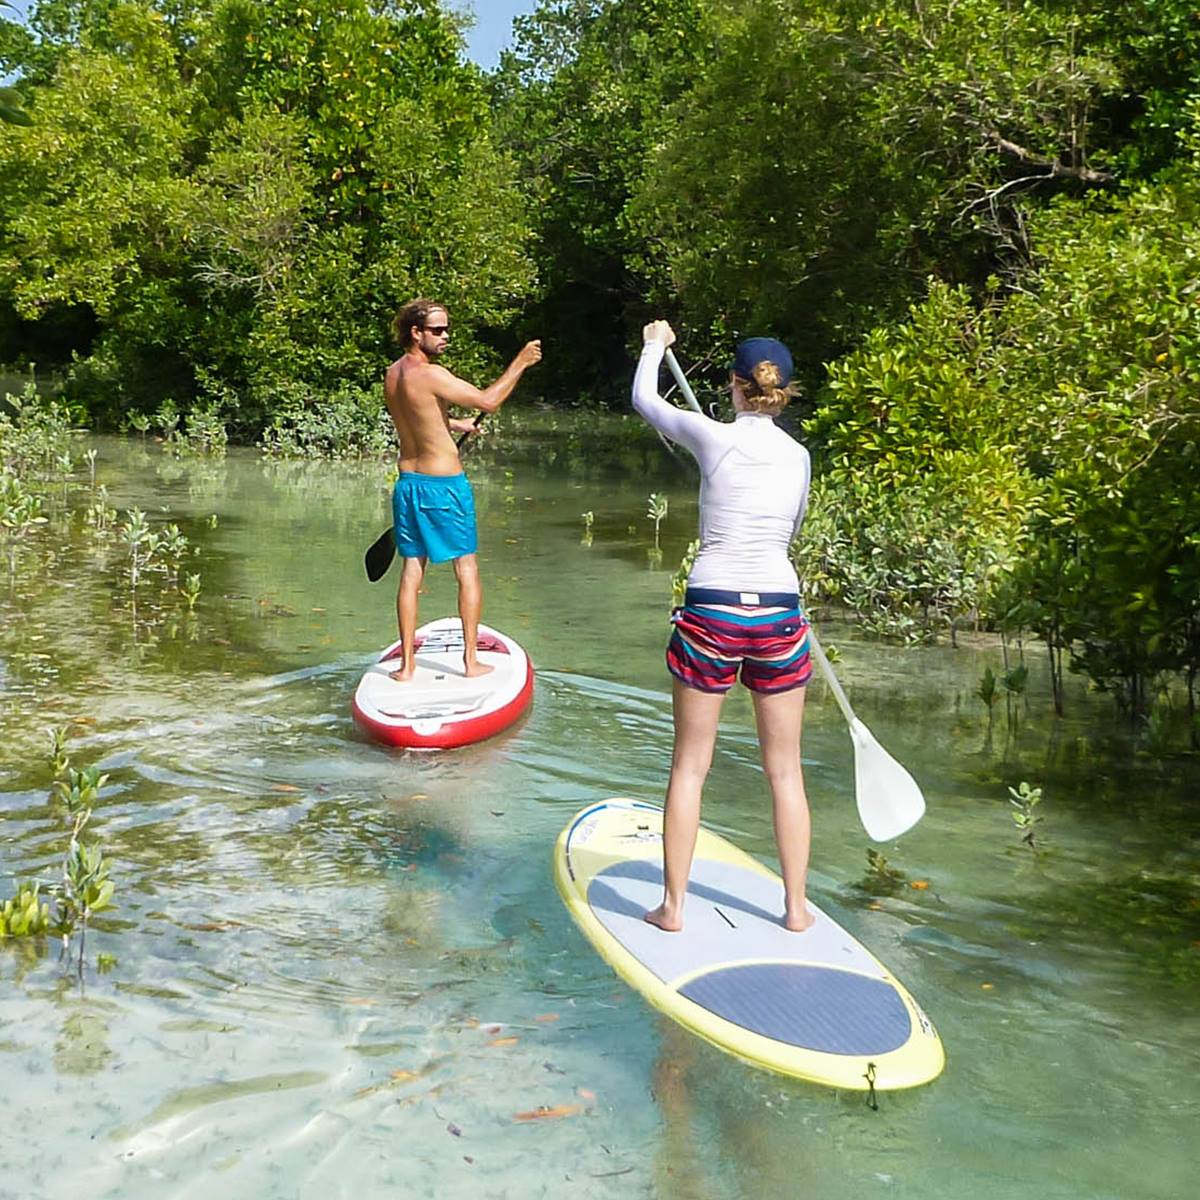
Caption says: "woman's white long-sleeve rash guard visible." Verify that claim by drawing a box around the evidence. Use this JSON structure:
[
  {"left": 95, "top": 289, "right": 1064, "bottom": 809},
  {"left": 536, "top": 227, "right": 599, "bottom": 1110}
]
[{"left": 632, "top": 341, "right": 811, "bottom": 595}]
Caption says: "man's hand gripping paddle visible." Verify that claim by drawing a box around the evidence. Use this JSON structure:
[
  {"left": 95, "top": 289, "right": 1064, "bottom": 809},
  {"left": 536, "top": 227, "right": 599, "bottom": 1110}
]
[
  {"left": 662, "top": 345, "right": 926, "bottom": 841},
  {"left": 363, "top": 415, "right": 486, "bottom": 583}
]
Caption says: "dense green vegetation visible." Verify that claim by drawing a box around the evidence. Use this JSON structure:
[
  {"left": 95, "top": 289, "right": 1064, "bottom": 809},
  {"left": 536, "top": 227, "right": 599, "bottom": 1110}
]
[
  {"left": 1, "top": 0, "right": 1197, "bottom": 738},
  {"left": 0, "top": 0, "right": 535, "bottom": 435}
]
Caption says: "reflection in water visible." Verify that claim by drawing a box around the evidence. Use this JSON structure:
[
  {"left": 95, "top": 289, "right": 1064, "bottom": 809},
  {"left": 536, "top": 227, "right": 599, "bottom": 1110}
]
[
  {"left": 55, "top": 1007, "right": 113, "bottom": 1075},
  {"left": 651, "top": 1023, "right": 717, "bottom": 1200},
  {"left": 0, "top": 423, "right": 1196, "bottom": 1198}
]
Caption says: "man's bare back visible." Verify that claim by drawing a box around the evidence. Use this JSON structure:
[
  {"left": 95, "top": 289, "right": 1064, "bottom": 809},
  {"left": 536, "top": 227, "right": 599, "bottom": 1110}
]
[{"left": 385, "top": 327, "right": 468, "bottom": 475}]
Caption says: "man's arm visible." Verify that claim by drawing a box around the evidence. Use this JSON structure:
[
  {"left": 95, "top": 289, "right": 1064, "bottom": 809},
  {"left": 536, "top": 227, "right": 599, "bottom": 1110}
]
[{"left": 433, "top": 341, "right": 542, "bottom": 414}]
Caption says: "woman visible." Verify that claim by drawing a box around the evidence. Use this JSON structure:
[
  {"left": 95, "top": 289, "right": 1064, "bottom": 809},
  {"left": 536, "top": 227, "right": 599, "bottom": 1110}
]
[{"left": 632, "top": 320, "right": 813, "bottom": 933}]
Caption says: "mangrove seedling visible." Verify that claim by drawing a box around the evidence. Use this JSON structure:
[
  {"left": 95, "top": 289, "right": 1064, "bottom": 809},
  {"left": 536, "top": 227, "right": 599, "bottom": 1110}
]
[
  {"left": 54, "top": 765, "right": 108, "bottom": 829},
  {"left": 858, "top": 848, "right": 908, "bottom": 896},
  {"left": 1, "top": 474, "right": 47, "bottom": 575},
  {"left": 55, "top": 450, "right": 73, "bottom": 510},
  {"left": 153, "top": 398, "right": 180, "bottom": 439},
  {"left": 153, "top": 522, "right": 190, "bottom": 583},
  {"left": 671, "top": 538, "right": 699, "bottom": 607},
  {"left": 51, "top": 762, "right": 115, "bottom": 974},
  {"left": 180, "top": 572, "right": 202, "bottom": 610},
  {"left": 48, "top": 726, "right": 70, "bottom": 779},
  {"left": 119, "top": 507, "right": 152, "bottom": 590},
  {"left": 647, "top": 492, "right": 668, "bottom": 550},
  {"left": 175, "top": 405, "right": 228, "bottom": 457},
  {"left": 0, "top": 881, "right": 52, "bottom": 938},
  {"left": 1009, "top": 781, "right": 1043, "bottom": 850},
  {"left": 56, "top": 840, "right": 115, "bottom": 972},
  {"left": 66, "top": 765, "right": 107, "bottom": 804},
  {"left": 7, "top": 733, "right": 120, "bottom": 973},
  {"left": 85, "top": 484, "right": 116, "bottom": 531}
]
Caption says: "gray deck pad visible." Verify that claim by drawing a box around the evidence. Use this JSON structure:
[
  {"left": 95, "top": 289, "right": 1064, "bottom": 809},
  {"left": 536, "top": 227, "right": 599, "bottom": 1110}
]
[
  {"left": 679, "top": 962, "right": 911, "bottom": 1055},
  {"left": 587, "top": 858, "right": 884, "bottom": 987}
]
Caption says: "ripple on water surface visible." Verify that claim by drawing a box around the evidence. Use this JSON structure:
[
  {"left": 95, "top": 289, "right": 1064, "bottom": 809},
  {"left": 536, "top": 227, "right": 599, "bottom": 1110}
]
[{"left": 1, "top": 432, "right": 1197, "bottom": 1199}]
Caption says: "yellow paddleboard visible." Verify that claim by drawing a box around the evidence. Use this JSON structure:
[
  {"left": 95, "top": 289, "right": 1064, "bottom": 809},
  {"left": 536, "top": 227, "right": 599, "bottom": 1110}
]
[{"left": 554, "top": 798, "right": 945, "bottom": 1091}]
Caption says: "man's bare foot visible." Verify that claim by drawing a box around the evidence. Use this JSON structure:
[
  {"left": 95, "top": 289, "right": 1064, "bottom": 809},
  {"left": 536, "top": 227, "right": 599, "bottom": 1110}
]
[
  {"left": 388, "top": 663, "right": 415, "bottom": 682},
  {"left": 463, "top": 659, "right": 494, "bottom": 678},
  {"left": 644, "top": 903, "right": 683, "bottom": 932},
  {"left": 783, "top": 907, "right": 815, "bottom": 933}
]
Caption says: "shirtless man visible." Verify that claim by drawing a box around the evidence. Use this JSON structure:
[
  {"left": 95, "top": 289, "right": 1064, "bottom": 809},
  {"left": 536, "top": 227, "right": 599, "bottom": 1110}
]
[{"left": 384, "top": 297, "right": 542, "bottom": 681}]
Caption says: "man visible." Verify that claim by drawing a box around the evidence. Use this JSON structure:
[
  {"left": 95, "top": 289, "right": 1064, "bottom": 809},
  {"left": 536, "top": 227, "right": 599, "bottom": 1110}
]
[{"left": 384, "top": 297, "right": 541, "bottom": 681}]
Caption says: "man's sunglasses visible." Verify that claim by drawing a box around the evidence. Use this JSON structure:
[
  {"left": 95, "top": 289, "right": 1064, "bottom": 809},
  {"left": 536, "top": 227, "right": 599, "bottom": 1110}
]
[{"left": 424, "top": 324, "right": 450, "bottom": 335}]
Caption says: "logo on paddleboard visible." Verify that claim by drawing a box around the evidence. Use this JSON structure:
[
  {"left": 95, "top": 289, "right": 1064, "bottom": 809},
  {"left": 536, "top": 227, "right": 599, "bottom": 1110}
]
[
  {"left": 912, "top": 1002, "right": 934, "bottom": 1037},
  {"left": 573, "top": 815, "right": 601, "bottom": 845}
]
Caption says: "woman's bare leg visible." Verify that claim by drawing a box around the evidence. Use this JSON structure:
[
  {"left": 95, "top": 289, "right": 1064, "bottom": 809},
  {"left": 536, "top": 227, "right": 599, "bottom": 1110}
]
[
  {"left": 645, "top": 680, "right": 726, "bottom": 932},
  {"left": 751, "top": 685, "right": 813, "bottom": 931},
  {"left": 390, "top": 556, "right": 427, "bottom": 682}
]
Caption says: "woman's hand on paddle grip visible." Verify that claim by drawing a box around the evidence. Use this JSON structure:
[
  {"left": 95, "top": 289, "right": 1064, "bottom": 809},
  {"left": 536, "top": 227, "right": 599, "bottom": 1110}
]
[{"left": 643, "top": 320, "right": 676, "bottom": 348}]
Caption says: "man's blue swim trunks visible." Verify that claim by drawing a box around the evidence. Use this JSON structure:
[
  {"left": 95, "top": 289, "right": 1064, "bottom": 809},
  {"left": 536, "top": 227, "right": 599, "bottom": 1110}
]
[{"left": 392, "top": 471, "right": 478, "bottom": 564}]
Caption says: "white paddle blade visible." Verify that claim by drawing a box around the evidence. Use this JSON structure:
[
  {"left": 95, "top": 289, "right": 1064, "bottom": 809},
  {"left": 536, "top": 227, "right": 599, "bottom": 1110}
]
[{"left": 848, "top": 718, "right": 926, "bottom": 841}]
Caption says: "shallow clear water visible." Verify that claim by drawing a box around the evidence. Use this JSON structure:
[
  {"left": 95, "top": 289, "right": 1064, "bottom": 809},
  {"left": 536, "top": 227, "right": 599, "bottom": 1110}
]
[{"left": 1, "top": 421, "right": 1197, "bottom": 1199}]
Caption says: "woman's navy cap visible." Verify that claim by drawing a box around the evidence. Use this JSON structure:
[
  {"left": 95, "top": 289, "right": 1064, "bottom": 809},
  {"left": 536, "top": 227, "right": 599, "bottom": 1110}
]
[{"left": 731, "top": 337, "right": 793, "bottom": 386}]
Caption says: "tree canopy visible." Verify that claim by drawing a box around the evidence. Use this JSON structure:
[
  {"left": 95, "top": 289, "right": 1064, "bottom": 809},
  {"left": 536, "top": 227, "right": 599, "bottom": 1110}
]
[
  {"left": 0, "top": 0, "right": 536, "bottom": 430},
  {"left": 2, "top": 0, "right": 1198, "bottom": 728}
]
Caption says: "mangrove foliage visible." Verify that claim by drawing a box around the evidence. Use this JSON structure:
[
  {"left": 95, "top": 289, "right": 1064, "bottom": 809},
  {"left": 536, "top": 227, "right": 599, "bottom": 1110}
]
[{"left": 2, "top": 0, "right": 1198, "bottom": 734}]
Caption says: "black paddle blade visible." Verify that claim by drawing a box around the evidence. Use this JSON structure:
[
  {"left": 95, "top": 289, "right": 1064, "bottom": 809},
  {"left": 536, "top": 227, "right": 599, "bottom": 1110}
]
[{"left": 364, "top": 527, "right": 395, "bottom": 582}]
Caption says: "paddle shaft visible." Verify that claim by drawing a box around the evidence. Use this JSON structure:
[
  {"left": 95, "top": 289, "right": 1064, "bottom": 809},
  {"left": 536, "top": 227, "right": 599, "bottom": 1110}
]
[
  {"left": 660, "top": 344, "right": 852, "bottom": 714},
  {"left": 454, "top": 411, "right": 487, "bottom": 449},
  {"left": 805, "top": 629, "right": 858, "bottom": 725},
  {"left": 663, "top": 348, "right": 702, "bottom": 414}
]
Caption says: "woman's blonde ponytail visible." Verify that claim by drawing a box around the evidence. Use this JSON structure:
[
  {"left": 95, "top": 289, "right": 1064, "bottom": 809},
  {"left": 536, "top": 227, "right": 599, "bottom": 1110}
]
[{"left": 736, "top": 360, "right": 797, "bottom": 414}]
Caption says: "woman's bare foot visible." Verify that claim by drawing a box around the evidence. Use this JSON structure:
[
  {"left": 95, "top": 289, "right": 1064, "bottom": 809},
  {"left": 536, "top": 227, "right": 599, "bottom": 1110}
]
[
  {"left": 783, "top": 906, "right": 815, "bottom": 933},
  {"left": 388, "top": 663, "right": 414, "bottom": 682},
  {"left": 463, "top": 659, "right": 495, "bottom": 678},
  {"left": 645, "top": 902, "right": 684, "bottom": 932}
]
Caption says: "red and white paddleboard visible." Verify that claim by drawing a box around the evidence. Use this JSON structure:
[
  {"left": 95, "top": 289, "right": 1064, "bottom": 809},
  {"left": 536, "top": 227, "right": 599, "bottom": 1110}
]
[{"left": 351, "top": 618, "right": 533, "bottom": 749}]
